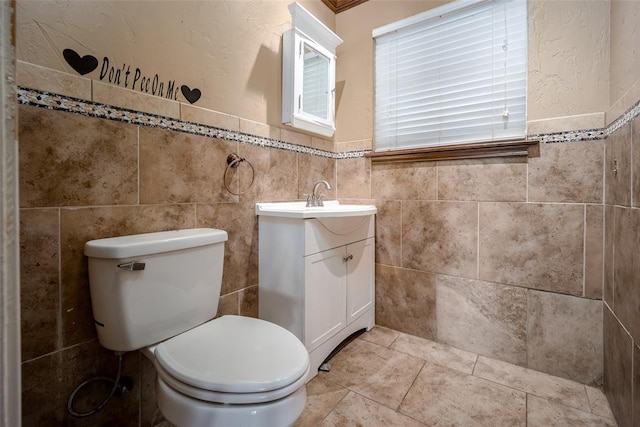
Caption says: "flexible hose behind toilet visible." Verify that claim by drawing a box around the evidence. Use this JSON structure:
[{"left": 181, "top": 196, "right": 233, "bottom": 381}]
[{"left": 67, "top": 351, "right": 124, "bottom": 418}]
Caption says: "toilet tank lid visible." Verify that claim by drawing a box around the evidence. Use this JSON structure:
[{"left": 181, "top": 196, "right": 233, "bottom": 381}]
[{"left": 84, "top": 228, "right": 228, "bottom": 259}]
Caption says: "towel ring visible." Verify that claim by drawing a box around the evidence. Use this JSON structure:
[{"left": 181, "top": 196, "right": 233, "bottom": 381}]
[{"left": 223, "top": 153, "right": 255, "bottom": 195}]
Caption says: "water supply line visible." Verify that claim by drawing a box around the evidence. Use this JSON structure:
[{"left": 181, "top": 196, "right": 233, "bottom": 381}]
[{"left": 67, "top": 351, "right": 126, "bottom": 418}]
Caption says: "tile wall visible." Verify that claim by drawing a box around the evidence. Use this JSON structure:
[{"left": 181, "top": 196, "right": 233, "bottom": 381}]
[
  {"left": 372, "top": 143, "right": 605, "bottom": 386},
  {"left": 603, "top": 116, "right": 640, "bottom": 427},
  {"left": 18, "top": 63, "right": 346, "bottom": 425},
  {"left": 17, "top": 60, "right": 638, "bottom": 426}
]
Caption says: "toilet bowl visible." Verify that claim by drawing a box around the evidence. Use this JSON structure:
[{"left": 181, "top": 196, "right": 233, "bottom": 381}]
[
  {"left": 144, "top": 316, "right": 309, "bottom": 427},
  {"left": 84, "top": 229, "right": 310, "bottom": 426}
]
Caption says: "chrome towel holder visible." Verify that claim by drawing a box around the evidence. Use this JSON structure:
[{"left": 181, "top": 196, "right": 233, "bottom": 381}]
[{"left": 223, "top": 153, "right": 255, "bottom": 195}]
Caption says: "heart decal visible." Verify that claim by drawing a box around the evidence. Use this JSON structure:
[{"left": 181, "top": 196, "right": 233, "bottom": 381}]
[
  {"left": 63, "top": 49, "right": 98, "bottom": 76},
  {"left": 181, "top": 85, "right": 202, "bottom": 104}
]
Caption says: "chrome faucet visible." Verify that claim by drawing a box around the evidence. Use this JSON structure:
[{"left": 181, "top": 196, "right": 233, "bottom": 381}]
[{"left": 306, "top": 180, "right": 332, "bottom": 207}]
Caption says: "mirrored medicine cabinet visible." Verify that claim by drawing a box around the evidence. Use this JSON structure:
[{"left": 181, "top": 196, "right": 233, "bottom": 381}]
[{"left": 282, "top": 2, "right": 342, "bottom": 137}]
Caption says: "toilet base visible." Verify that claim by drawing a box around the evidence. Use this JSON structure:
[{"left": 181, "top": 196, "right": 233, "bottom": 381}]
[{"left": 156, "top": 377, "right": 307, "bottom": 427}]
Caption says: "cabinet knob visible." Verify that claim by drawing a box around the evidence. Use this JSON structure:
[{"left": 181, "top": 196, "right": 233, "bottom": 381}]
[{"left": 343, "top": 254, "right": 353, "bottom": 263}]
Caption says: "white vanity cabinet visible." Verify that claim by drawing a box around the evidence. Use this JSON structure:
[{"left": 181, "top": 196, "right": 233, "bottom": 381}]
[{"left": 257, "top": 212, "right": 375, "bottom": 380}]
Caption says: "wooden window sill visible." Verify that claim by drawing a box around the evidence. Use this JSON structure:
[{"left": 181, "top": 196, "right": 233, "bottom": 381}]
[{"left": 366, "top": 139, "right": 539, "bottom": 163}]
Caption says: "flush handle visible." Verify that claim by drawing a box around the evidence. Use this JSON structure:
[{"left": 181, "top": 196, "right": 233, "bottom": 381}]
[{"left": 117, "top": 262, "right": 146, "bottom": 271}]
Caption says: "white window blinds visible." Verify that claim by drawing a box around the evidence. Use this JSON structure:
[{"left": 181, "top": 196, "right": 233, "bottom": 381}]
[{"left": 373, "top": 0, "right": 527, "bottom": 151}]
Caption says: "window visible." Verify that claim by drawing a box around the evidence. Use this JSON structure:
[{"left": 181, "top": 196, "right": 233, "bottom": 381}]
[{"left": 373, "top": 0, "right": 527, "bottom": 152}]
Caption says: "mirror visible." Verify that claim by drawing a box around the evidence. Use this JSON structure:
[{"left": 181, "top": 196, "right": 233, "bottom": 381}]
[
  {"left": 302, "top": 43, "right": 330, "bottom": 120},
  {"left": 282, "top": 2, "right": 342, "bottom": 137}
]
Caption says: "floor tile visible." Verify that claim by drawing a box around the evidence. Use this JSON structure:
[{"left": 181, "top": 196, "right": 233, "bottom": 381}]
[
  {"left": 319, "top": 392, "right": 426, "bottom": 427},
  {"left": 527, "top": 394, "right": 617, "bottom": 426},
  {"left": 586, "top": 386, "right": 617, "bottom": 420},
  {"left": 294, "top": 376, "right": 348, "bottom": 427},
  {"left": 399, "top": 362, "right": 526, "bottom": 426},
  {"left": 390, "top": 332, "right": 478, "bottom": 374},
  {"left": 298, "top": 329, "right": 618, "bottom": 427},
  {"left": 473, "top": 355, "right": 591, "bottom": 411},
  {"left": 359, "top": 325, "right": 400, "bottom": 348},
  {"left": 320, "top": 338, "right": 424, "bottom": 410}
]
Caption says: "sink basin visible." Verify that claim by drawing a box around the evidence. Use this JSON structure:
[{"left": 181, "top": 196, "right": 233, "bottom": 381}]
[{"left": 255, "top": 200, "right": 377, "bottom": 218}]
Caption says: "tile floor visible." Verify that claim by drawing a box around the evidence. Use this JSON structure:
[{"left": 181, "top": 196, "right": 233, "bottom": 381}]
[{"left": 295, "top": 326, "right": 618, "bottom": 427}]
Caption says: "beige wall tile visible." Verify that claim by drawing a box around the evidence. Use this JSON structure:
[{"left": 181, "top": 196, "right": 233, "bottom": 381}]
[
  {"left": 335, "top": 139, "right": 373, "bottom": 152},
  {"left": 371, "top": 162, "right": 437, "bottom": 201},
  {"left": 281, "top": 128, "right": 312, "bottom": 147},
  {"left": 604, "top": 205, "right": 615, "bottom": 305},
  {"left": 19, "top": 105, "right": 138, "bottom": 208},
  {"left": 527, "top": 113, "right": 605, "bottom": 134},
  {"left": 337, "top": 157, "right": 370, "bottom": 199},
  {"left": 479, "top": 202, "right": 584, "bottom": 295},
  {"left": 239, "top": 285, "right": 258, "bottom": 318},
  {"left": 403, "top": 201, "right": 477, "bottom": 278},
  {"left": 374, "top": 200, "right": 402, "bottom": 267},
  {"left": 603, "top": 307, "right": 633, "bottom": 427},
  {"left": 375, "top": 264, "right": 436, "bottom": 340},
  {"left": 60, "top": 205, "right": 196, "bottom": 347},
  {"left": 180, "top": 104, "right": 240, "bottom": 131},
  {"left": 612, "top": 206, "right": 640, "bottom": 343},
  {"left": 139, "top": 127, "right": 237, "bottom": 204},
  {"left": 527, "top": 290, "right": 602, "bottom": 385},
  {"left": 20, "top": 208, "right": 59, "bottom": 361},
  {"left": 635, "top": 342, "right": 640, "bottom": 426},
  {"left": 93, "top": 81, "right": 180, "bottom": 119},
  {"left": 605, "top": 123, "right": 632, "bottom": 207},
  {"left": 633, "top": 116, "right": 640, "bottom": 207},
  {"left": 196, "top": 202, "right": 258, "bottom": 295},
  {"left": 436, "top": 275, "right": 527, "bottom": 366},
  {"left": 606, "top": 77, "right": 640, "bottom": 126},
  {"left": 22, "top": 341, "right": 140, "bottom": 427},
  {"left": 528, "top": 141, "right": 604, "bottom": 203},
  {"left": 585, "top": 205, "right": 604, "bottom": 299},
  {"left": 216, "top": 292, "right": 239, "bottom": 317},
  {"left": 239, "top": 119, "right": 281, "bottom": 140},
  {"left": 297, "top": 154, "right": 336, "bottom": 200},
  {"left": 438, "top": 158, "right": 527, "bottom": 202},
  {"left": 236, "top": 143, "right": 298, "bottom": 203},
  {"left": 311, "top": 137, "right": 336, "bottom": 153},
  {"left": 17, "top": 61, "right": 91, "bottom": 100}
]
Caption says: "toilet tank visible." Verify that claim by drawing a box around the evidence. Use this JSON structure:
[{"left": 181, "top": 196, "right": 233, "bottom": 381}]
[{"left": 84, "top": 228, "right": 228, "bottom": 352}]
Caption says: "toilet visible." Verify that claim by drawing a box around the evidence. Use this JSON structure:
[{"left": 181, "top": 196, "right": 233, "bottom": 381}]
[{"left": 84, "top": 228, "right": 310, "bottom": 427}]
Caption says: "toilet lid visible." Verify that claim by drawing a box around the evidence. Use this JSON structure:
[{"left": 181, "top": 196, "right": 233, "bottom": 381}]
[{"left": 154, "top": 315, "right": 309, "bottom": 394}]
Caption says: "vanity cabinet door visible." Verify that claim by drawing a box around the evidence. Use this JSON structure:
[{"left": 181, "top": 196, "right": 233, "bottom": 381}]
[
  {"left": 346, "top": 238, "right": 375, "bottom": 325},
  {"left": 304, "top": 247, "right": 347, "bottom": 351}
]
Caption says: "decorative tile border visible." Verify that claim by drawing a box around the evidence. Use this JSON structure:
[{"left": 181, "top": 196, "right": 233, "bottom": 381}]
[
  {"left": 527, "top": 128, "right": 606, "bottom": 144},
  {"left": 17, "top": 86, "right": 640, "bottom": 156},
  {"left": 17, "top": 87, "right": 366, "bottom": 160},
  {"left": 605, "top": 98, "right": 640, "bottom": 137},
  {"left": 530, "top": 98, "right": 640, "bottom": 143}
]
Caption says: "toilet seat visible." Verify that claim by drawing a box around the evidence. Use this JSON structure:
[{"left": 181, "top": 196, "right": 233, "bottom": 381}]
[{"left": 152, "top": 315, "right": 310, "bottom": 405}]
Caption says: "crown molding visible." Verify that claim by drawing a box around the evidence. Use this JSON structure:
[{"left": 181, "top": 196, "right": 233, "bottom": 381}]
[{"left": 321, "top": 0, "right": 368, "bottom": 14}]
